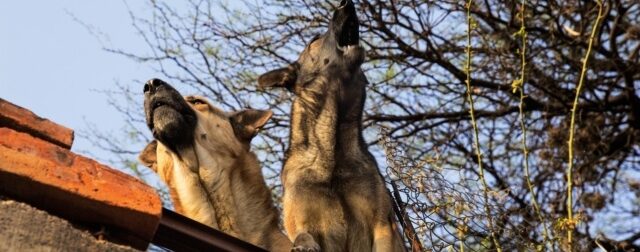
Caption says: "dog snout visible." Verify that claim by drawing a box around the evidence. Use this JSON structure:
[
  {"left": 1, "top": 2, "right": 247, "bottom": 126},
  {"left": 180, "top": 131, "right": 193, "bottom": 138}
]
[{"left": 144, "top": 78, "right": 166, "bottom": 94}]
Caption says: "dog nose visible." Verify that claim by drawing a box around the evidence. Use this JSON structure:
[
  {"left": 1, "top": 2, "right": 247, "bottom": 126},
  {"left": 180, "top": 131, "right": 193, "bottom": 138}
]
[
  {"left": 144, "top": 78, "right": 165, "bottom": 94},
  {"left": 338, "top": 0, "right": 352, "bottom": 8}
]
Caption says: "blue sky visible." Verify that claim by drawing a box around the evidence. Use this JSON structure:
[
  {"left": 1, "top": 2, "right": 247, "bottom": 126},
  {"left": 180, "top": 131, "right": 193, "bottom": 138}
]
[{"left": 0, "top": 1, "right": 155, "bottom": 160}]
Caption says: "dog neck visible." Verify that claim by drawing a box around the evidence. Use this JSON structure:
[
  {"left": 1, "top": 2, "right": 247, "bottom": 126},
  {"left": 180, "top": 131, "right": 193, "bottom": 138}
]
[
  {"left": 167, "top": 146, "right": 219, "bottom": 229},
  {"left": 336, "top": 72, "right": 369, "bottom": 158},
  {"left": 192, "top": 141, "right": 285, "bottom": 248},
  {"left": 191, "top": 141, "right": 242, "bottom": 236},
  {"left": 287, "top": 76, "right": 339, "bottom": 174}
]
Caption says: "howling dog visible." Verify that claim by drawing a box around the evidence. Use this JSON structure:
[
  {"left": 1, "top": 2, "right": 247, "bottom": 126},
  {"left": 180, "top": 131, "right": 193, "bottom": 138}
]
[
  {"left": 138, "top": 79, "right": 291, "bottom": 251},
  {"left": 258, "top": 0, "right": 406, "bottom": 251}
]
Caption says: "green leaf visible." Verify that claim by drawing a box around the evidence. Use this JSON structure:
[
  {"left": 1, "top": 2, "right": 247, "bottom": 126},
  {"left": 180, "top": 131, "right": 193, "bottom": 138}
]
[{"left": 511, "top": 78, "right": 523, "bottom": 93}]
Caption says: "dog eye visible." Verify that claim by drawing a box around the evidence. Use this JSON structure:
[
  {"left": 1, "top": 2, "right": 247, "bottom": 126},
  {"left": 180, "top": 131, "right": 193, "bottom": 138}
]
[{"left": 191, "top": 99, "right": 206, "bottom": 105}]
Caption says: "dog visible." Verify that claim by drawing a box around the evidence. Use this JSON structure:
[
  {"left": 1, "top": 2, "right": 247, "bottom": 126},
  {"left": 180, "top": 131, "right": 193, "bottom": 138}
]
[
  {"left": 257, "top": 0, "right": 406, "bottom": 251},
  {"left": 138, "top": 78, "right": 291, "bottom": 251}
]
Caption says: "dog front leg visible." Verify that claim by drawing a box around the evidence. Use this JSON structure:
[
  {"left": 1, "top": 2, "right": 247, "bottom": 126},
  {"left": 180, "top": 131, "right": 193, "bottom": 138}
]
[
  {"left": 291, "top": 232, "right": 320, "bottom": 252},
  {"left": 372, "top": 218, "right": 406, "bottom": 252},
  {"left": 284, "top": 186, "right": 347, "bottom": 252},
  {"left": 284, "top": 191, "right": 321, "bottom": 252}
]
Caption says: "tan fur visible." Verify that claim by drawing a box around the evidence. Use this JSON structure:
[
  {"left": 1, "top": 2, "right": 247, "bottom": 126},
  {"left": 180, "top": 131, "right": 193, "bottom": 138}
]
[
  {"left": 140, "top": 96, "right": 291, "bottom": 251},
  {"left": 139, "top": 141, "right": 184, "bottom": 214}
]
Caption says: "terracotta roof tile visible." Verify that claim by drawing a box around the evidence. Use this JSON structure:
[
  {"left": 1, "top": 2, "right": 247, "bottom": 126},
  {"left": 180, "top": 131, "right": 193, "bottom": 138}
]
[
  {"left": 0, "top": 98, "right": 74, "bottom": 149},
  {"left": 0, "top": 127, "right": 161, "bottom": 249}
]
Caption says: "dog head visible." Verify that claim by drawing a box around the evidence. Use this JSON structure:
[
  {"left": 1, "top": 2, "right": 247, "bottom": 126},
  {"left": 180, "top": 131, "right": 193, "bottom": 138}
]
[
  {"left": 139, "top": 78, "right": 272, "bottom": 175},
  {"left": 257, "top": 0, "right": 364, "bottom": 95}
]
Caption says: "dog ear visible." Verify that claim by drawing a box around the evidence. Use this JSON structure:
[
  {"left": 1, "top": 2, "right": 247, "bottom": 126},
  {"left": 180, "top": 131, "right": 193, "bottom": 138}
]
[
  {"left": 138, "top": 140, "right": 158, "bottom": 172},
  {"left": 258, "top": 64, "right": 297, "bottom": 90},
  {"left": 230, "top": 109, "right": 274, "bottom": 141}
]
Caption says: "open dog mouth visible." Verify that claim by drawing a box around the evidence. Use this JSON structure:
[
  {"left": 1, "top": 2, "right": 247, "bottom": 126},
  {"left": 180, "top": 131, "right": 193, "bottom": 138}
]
[
  {"left": 147, "top": 97, "right": 177, "bottom": 126},
  {"left": 336, "top": 0, "right": 359, "bottom": 51},
  {"left": 147, "top": 96, "right": 195, "bottom": 138},
  {"left": 336, "top": 28, "right": 358, "bottom": 52},
  {"left": 147, "top": 99, "right": 175, "bottom": 136},
  {"left": 151, "top": 100, "right": 171, "bottom": 112}
]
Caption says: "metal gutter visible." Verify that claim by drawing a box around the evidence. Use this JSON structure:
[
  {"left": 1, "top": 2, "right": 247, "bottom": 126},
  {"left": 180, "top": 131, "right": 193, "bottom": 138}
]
[{"left": 151, "top": 208, "right": 268, "bottom": 252}]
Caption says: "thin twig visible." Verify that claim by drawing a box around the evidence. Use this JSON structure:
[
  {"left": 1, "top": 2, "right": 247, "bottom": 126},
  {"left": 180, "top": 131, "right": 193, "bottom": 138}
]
[
  {"left": 513, "top": 1, "right": 552, "bottom": 250},
  {"left": 465, "top": 1, "right": 502, "bottom": 251},
  {"left": 566, "top": 1, "right": 604, "bottom": 250}
]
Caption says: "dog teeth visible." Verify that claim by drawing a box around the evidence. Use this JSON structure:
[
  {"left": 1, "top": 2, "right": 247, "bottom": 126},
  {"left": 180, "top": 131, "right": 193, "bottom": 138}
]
[{"left": 337, "top": 44, "right": 360, "bottom": 53}]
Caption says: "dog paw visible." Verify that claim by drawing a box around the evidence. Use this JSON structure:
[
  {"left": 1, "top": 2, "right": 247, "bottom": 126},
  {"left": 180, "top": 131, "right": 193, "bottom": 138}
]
[{"left": 291, "top": 233, "right": 320, "bottom": 252}]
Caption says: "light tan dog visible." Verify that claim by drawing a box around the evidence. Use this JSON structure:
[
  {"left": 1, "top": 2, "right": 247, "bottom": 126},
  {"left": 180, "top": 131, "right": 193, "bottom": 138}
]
[
  {"left": 257, "top": 0, "right": 406, "bottom": 251},
  {"left": 138, "top": 79, "right": 291, "bottom": 251}
]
